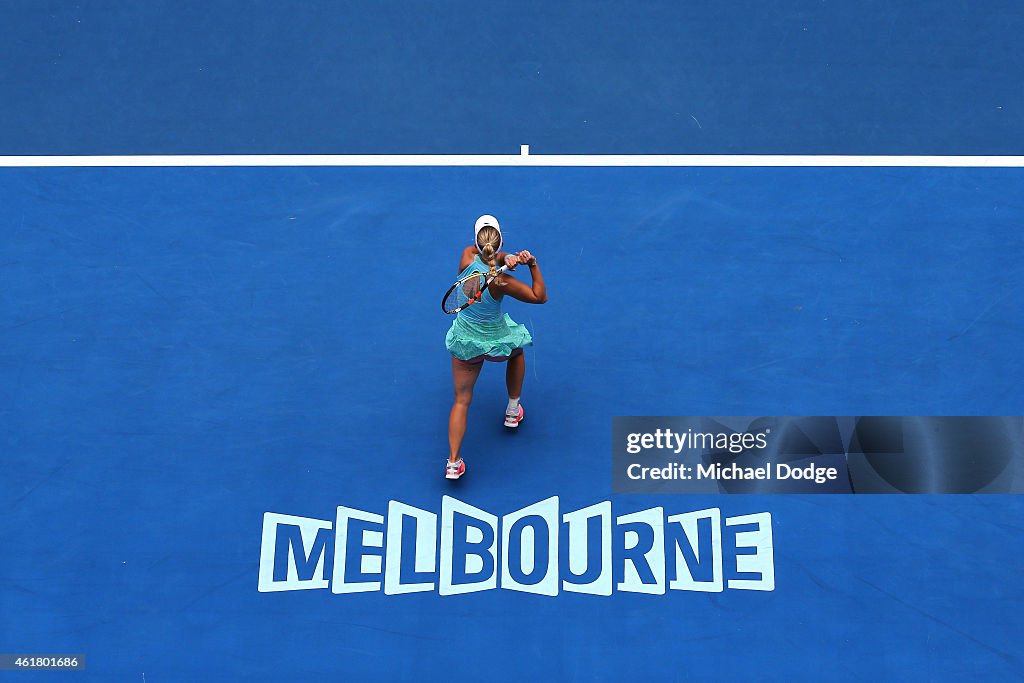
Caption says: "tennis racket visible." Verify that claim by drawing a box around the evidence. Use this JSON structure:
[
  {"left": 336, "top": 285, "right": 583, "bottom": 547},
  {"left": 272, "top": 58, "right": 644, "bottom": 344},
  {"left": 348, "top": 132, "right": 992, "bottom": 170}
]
[{"left": 441, "top": 265, "right": 510, "bottom": 314}]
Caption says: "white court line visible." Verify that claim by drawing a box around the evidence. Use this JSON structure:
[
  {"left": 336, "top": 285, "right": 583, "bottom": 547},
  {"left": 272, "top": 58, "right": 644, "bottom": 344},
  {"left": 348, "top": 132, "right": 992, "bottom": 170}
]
[{"left": 0, "top": 154, "right": 1023, "bottom": 167}]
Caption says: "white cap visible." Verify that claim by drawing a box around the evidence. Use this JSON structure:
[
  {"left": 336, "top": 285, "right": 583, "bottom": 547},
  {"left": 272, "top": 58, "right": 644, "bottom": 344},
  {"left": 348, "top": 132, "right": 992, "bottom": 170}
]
[{"left": 474, "top": 214, "right": 502, "bottom": 252}]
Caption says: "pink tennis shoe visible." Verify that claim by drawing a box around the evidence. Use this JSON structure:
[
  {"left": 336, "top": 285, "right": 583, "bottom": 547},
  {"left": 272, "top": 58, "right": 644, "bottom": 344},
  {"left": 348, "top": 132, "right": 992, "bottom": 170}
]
[
  {"left": 504, "top": 404, "right": 525, "bottom": 428},
  {"left": 446, "top": 458, "right": 466, "bottom": 480}
]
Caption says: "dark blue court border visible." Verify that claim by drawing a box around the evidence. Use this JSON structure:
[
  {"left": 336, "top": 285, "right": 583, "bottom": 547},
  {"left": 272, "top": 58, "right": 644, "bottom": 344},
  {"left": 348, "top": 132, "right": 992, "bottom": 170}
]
[{"left": 1, "top": 1, "right": 1021, "bottom": 155}]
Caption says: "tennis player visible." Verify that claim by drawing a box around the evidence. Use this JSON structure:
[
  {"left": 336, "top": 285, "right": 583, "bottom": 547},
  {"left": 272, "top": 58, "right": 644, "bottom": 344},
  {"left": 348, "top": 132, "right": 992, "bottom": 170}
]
[{"left": 445, "top": 215, "right": 547, "bottom": 480}]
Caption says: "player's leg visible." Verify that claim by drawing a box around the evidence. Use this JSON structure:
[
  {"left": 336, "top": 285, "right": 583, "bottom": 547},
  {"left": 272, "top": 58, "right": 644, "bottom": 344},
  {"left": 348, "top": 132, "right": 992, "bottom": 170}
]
[
  {"left": 504, "top": 349, "right": 525, "bottom": 427},
  {"left": 448, "top": 356, "right": 483, "bottom": 475}
]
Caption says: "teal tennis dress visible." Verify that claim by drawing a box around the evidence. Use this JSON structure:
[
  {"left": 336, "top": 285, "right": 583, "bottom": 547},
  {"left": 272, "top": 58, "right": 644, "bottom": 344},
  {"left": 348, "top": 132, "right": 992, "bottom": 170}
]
[{"left": 445, "top": 256, "right": 533, "bottom": 360}]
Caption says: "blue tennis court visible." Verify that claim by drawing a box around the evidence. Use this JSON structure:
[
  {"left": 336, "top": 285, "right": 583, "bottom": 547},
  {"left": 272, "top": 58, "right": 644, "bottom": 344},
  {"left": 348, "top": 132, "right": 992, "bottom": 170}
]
[
  {"left": 2, "top": 1, "right": 1024, "bottom": 680},
  {"left": 3, "top": 166, "right": 1022, "bottom": 679}
]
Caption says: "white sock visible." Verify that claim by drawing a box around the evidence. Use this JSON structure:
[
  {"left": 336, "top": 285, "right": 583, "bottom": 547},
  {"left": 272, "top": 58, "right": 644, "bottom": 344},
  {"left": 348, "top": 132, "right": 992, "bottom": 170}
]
[{"left": 506, "top": 397, "right": 520, "bottom": 415}]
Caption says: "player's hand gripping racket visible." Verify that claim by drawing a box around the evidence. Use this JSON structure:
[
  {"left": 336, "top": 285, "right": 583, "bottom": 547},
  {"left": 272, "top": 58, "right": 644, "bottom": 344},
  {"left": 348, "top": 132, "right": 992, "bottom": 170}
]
[{"left": 441, "top": 265, "right": 509, "bottom": 314}]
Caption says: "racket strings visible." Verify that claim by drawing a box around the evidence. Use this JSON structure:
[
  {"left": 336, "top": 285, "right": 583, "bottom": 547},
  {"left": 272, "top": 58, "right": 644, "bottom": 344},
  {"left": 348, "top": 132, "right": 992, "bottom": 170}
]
[
  {"left": 443, "top": 273, "right": 487, "bottom": 313},
  {"left": 462, "top": 276, "right": 482, "bottom": 301}
]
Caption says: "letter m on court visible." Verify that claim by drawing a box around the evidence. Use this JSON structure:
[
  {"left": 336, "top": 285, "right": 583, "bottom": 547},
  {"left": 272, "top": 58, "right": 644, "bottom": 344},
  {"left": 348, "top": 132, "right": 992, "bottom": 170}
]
[{"left": 258, "top": 512, "right": 334, "bottom": 592}]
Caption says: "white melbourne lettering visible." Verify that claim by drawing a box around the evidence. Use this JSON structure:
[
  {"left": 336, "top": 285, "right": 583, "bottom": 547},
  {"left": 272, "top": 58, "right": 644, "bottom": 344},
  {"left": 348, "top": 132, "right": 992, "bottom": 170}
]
[{"left": 257, "top": 496, "right": 775, "bottom": 596}]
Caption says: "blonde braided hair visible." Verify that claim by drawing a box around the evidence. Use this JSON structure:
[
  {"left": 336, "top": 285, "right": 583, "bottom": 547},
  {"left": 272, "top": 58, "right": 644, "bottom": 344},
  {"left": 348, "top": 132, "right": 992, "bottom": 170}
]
[{"left": 476, "top": 226, "right": 504, "bottom": 285}]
